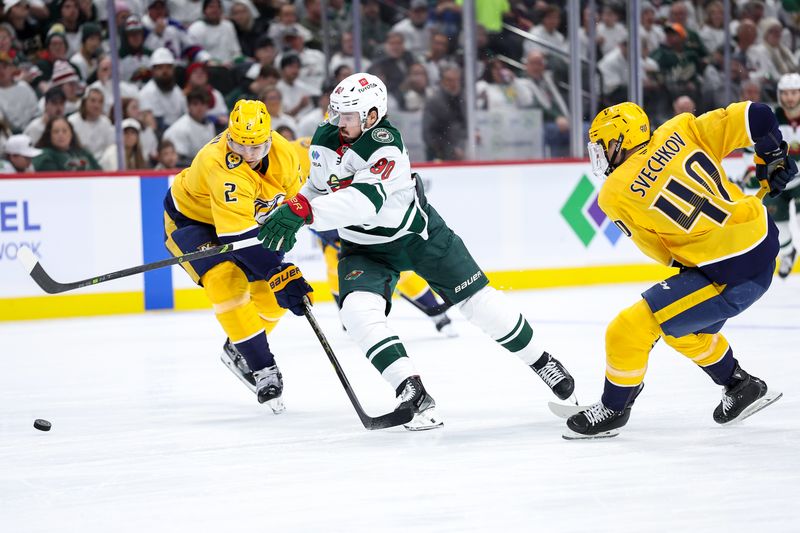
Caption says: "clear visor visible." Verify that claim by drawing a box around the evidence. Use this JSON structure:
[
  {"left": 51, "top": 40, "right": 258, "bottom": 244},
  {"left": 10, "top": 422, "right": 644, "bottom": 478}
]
[
  {"left": 327, "top": 107, "right": 361, "bottom": 128},
  {"left": 587, "top": 141, "right": 610, "bottom": 179},
  {"left": 228, "top": 134, "right": 272, "bottom": 161}
]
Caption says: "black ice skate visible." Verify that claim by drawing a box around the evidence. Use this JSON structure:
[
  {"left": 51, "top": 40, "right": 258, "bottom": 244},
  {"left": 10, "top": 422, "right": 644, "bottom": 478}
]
[
  {"left": 778, "top": 247, "right": 796, "bottom": 278},
  {"left": 395, "top": 376, "right": 443, "bottom": 431},
  {"left": 563, "top": 402, "right": 631, "bottom": 440},
  {"left": 433, "top": 313, "right": 458, "bottom": 338},
  {"left": 531, "top": 352, "right": 575, "bottom": 401},
  {"left": 254, "top": 365, "right": 285, "bottom": 414},
  {"left": 713, "top": 365, "right": 782, "bottom": 425},
  {"left": 220, "top": 339, "right": 256, "bottom": 393}
]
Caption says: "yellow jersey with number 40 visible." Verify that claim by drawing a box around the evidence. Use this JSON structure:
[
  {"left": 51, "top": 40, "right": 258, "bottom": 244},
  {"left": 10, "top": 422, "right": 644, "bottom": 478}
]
[
  {"left": 599, "top": 101, "right": 778, "bottom": 284},
  {"left": 170, "top": 130, "right": 304, "bottom": 238}
]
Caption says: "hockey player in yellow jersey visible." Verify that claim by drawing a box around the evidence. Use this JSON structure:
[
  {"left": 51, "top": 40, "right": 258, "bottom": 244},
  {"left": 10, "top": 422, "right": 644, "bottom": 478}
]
[
  {"left": 563, "top": 101, "right": 796, "bottom": 439},
  {"left": 291, "top": 137, "right": 457, "bottom": 335},
  {"left": 163, "top": 100, "right": 313, "bottom": 413}
]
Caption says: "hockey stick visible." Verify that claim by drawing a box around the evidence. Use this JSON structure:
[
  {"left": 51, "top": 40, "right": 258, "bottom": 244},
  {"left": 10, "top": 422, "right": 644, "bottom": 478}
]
[
  {"left": 301, "top": 296, "right": 414, "bottom": 430},
  {"left": 17, "top": 236, "right": 261, "bottom": 294},
  {"left": 308, "top": 228, "right": 453, "bottom": 316}
]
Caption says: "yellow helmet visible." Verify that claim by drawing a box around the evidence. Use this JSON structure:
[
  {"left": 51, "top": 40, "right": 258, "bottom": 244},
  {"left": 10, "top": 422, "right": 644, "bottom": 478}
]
[
  {"left": 228, "top": 99, "right": 271, "bottom": 145},
  {"left": 588, "top": 102, "right": 650, "bottom": 177}
]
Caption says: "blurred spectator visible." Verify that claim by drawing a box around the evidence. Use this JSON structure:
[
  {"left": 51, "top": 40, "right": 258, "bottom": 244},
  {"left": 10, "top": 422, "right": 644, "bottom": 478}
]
[
  {"left": 523, "top": 5, "right": 566, "bottom": 57},
  {"left": 119, "top": 16, "right": 152, "bottom": 84},
  {"left": 422, "top": 30, "right": 453, "bottom": 85},
  {"left": 24, "top": 86, "right": 66, "bottom": 144},
  {"left": 53, "top": 0, "right": 83, "bottom": 54},
  {"left": 88, "top": 55, "right": 139, "bottom": 114},
  {"left": 668, "top": 1, "right": 708, "bottom": 59},
  {"left": 699, "top": 1, "right": 725, "bottom": 55},
  {"left": 430, "top": 0, "right": 462, "bottom": 41},
  {"left": 476, "top": 58, "right": 521, "bottom": 110},
  {"left": 154, "top": 138, "right": 178, "bottom": 170},
  {"left": 43, "top": 60, "right": 83, "bottom": 116},
  {"left": 279, "top": 26, "right": 326, "bottom": 93},
  {"left": 302, "top": 0, "right": 342, "bottom": 52},
  {"left": 259, "top": 84, "right": 299, "bottom": 133},
  {"left": 268, "top": 3, "right": 313, "bottom": 46},
  {"left": 596, "top": 4, "right": 628, "bottom": 57},
  {"left": 672, "top": 94, "right": 696, "bottom": 114},
  {"left": 162, "top": 88, "right": 216, "bottom": 164},
  {"left": 455, "top": 0, "right": 513, "bottom": 56},
  {"left": 0, "top": 51, "right": 38, "bottom": 133},
  {"left": 4, "top": 0, "right": 44, "bottom": 59},
  {"left": 331, "top": 63, "right": 353, "bottom": 86},
  {"left": 182, "top": 62, "right": 227, "bottom": 125},
  {"left": 749, "top": 18, "right": 798, "bottom": 88},
  {"left": 277, "top": 54, "right": 314, "bottom": 118},
  {"left": 143, "top": 0, "right": 193, "bottom": 61},
  {"left": 401, "top": 62, "right": 433, "bottom": 111},
  {"left": 33, "top": 27, "right": 71, "bottom": 92},
  {"left": 99, "top": 118, "right": 149, "bottom": 171},
  {"left": 739, "top": 78, "right": 763, "bottom": 102},
  {"left": 119, "top": 96, "right": 159, "bottom": 163},
  {"left": 70, "top": 22, "right": 103, "bottom": 81},
  {"left": 422, "top": 64, "right": 466, "bottom": 161},
  {"left": 598, "top": 39, "right": 659, "bottom": 105},
  {"left": 641, "top": 2, "right": 665, "bottom": 55},
  {"left": 275, "top": 124, "right": 295, "bottom": 141},
  {"left": 167, "top": 0, "right": 204, "bottom": 28},
  {"left": 243, "top": 35, "right": 278, "bottom": 81},
  {"left": 391, "top": 0, "right": 431, "bottom": 58},
  {"left": 187, "top": 0, "right": 242, "bottom": 64},
  {"left": 361, "top": 0, "right": 391, "bottom": 60},
  {"left": 0, "top": 24, "right": 18, "bottom": 60},
  {"left": 32, "top": 116, "right": 101, "bottom": 171},
  {"left": 330, "top": 31, "right": 372, "bottom": 73},
  {"left": 0, "top": 133, "right": 41, "bottom": 173},
  {"left": 369, "top": 31, "right": 417, "bottom": 105},
  {"left": 230, "top": 0, "right": 266, "bottom": 58},
  {"left": 68, "top": 86, "right": 114, "bottom": 161},
  {"left": 296, "top": 85, "right": 330, "bottom": 138},
  {"left": 228, "top": 64, "right": 280, "bottom": 107},
  {"left": 138, "top": 47, "right": 186, "bottom": 132},
  {"left": 651, "top": 23, "right": 702, "bottom": 112}
]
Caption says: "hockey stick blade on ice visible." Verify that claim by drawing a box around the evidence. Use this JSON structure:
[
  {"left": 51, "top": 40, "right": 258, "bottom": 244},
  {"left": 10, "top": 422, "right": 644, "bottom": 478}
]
[
  {"left": 302, "top": 297, "right": 414, "bottom": 430},
  {"left": 17, "top": 237, "right": 261, "bottom": 294}
]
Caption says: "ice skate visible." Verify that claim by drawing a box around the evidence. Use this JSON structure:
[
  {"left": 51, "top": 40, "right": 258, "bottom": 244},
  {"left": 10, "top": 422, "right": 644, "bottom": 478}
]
[
  {"left": 432, "top": 313, "right": 458, "bottom": 338},
  {"left": 220, "top": 339, "right": 256, "bottom": 393},
  {"left": 395, "top": 376, "right": 443, "bottom": 431},
  {"left": 563, "top": 402, "right": 631, "bottom": 440},
  {"left": 778, "top": 247, "right": 796, "bottom": 278},
  {"left": 254, "top": 365, "right": 285, "bottom": 414},
  {"left": 714, "top": 365, "right": 782, "bottom": 425},
  {"left": 531, "top": 352, "right": 575, "bottom": 401}
]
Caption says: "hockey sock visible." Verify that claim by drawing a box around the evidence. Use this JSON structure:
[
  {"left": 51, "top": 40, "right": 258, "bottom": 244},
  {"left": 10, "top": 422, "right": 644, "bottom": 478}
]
[
  {"left": 414, "top": 289, "right": 439, "bottom": 310},
  {"left": 701, "top": 348, "right": 738, "bottom": 386},
  {"left": 601, "top": 379, "right": 641, "bottom": 411},
  {"left": 457, "top": 286, "right": 545, "bottom": 365},
  {"left": 231, "top": 330, "right": 276, "bottom": 371},
  {"left": 663, "top": 332, "right": 733, "bottom": 385},
  {"left": 340, "top": 291, "right": 416, "bottom": 389}
]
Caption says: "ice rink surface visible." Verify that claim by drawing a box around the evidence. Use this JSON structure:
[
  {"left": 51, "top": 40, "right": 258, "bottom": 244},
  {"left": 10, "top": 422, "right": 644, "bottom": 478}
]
[{"left": 1, "top": 281, "right": 799, "bottom": 532}]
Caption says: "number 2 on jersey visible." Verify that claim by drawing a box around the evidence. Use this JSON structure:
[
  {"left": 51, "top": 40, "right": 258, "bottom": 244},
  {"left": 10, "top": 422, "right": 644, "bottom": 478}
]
[{"left": 224, "top": 182, "right": 237, "bottom": 203}]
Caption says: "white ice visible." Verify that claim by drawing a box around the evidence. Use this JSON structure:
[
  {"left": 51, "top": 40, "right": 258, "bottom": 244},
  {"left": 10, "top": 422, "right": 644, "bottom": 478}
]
[{"left": 1, "top": 282, "right": 799, "bottom": 532}]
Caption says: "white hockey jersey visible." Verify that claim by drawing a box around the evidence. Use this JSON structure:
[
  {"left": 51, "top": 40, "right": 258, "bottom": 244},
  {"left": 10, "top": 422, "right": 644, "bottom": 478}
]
[{"left": 301, "top": 119, "right": 428, "bottom": 245}]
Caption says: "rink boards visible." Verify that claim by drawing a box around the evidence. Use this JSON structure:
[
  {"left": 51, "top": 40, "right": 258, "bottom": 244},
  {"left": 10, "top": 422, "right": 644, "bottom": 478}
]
[{"left": 0, "top": 158, "right": 753, "bottom": 320}]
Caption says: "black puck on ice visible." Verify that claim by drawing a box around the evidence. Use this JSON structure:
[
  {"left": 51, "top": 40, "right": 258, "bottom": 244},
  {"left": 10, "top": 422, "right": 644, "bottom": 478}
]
[{"left": 33, "top": 419, "right": 51, "bottom": 432}]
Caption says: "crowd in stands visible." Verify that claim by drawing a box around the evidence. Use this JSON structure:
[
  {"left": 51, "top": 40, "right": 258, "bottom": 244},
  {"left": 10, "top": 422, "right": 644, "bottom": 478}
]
[{"left": 2, "top": 0, "right": 800, "bottom": 172}]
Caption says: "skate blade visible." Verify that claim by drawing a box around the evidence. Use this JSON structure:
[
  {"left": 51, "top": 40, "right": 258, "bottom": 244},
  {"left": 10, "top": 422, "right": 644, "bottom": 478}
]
[
  {"left": 220, "top": 353, "right": 256, "bottom": 393},
  {"left": 562, "top": 428, "right": 620, "bottom": 440},
  {"left": 404, "top": 408, "right": 444, "bottom": 431},
  {"left": 548, "top": 401, "right": 592, "bottom": 419},
  {"left": 267, "top": 397, "right": 286, "bottom": 415},
  {"left": 720, "top": 390, "right": 782, "bottom": 426}
]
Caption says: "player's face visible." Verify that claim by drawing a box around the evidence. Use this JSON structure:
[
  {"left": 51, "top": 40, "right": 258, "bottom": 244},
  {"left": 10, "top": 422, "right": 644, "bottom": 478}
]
[
  {"left": 228, "top": 134, "right": 272, "bottom": 163},
  {"left": 780, "top": 89, "right": 800, "bottom": 111},
  {"left": 330, "top": 111, "right": 362, "bottom": 142}
]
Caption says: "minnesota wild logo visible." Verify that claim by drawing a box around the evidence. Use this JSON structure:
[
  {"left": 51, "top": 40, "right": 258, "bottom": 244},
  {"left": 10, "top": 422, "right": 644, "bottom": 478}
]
[
  {"left": 327, "top": 174, "right": 354, "bottom": 191},
  {"left": 344, "top": 270, "right": 364, "bottom": 280}
]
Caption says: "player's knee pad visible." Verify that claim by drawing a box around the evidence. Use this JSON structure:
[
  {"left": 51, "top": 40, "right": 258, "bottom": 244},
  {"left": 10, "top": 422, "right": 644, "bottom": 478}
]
[
  {"left": 201, "top": 261, "right": 250, "bottom": 310},
  {"left": 250, "top": 280, "right": 287, "bottom": 334},
  {"left": 605, "top": 300, "right": 661, "bottom": 385},
  {"left": 457, "top": 286, "right": 518, "bottom": 333},
  {"left": 663, "top": 332, "right": 730, "bottom": 367},
  {"left": 340, "top": 291, "right": 389, "bottom": 344}
]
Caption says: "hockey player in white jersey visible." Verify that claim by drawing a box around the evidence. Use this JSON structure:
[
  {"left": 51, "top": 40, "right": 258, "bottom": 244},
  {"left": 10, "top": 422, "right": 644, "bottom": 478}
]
[{"left": 258, "top": 73, "right": 576, "bottom": 430}]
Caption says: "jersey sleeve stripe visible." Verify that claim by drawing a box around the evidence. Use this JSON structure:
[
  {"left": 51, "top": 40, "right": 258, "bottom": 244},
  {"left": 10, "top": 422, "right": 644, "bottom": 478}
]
[{"left": 350, "top": 182, "right": 385, "bottom": 213}]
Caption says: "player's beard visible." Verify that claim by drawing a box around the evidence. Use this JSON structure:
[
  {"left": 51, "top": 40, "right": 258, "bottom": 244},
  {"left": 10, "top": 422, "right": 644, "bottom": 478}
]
[{"left": 339, "top": 127, "right": 361, "bottom": 143}]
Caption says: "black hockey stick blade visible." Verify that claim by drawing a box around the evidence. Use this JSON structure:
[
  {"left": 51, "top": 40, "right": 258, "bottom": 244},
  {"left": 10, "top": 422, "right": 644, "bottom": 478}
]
[
  {"left": 302, "top": 297, "right": 414, "bottom": 430},
  {"left": 17, "top": 237, "right": 261, "bottom": 294}
]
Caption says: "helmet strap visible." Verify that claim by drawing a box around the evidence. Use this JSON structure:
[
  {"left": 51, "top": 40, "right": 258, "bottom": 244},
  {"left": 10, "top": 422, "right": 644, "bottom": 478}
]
[{"left": 605, "top": 133, "right": 624, "bottom": 175}]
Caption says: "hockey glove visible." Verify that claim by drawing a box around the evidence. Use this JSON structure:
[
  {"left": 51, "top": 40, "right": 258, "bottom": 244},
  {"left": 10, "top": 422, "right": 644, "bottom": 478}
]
[
  {"left": 267, "top": 262, "right": 314, "bottom": 316},
  {"left": 755, "top": 141, "right": 798, "bottom": 198},
  {"left": 258, "top": 194, "right": 313, "bottom": 252}
]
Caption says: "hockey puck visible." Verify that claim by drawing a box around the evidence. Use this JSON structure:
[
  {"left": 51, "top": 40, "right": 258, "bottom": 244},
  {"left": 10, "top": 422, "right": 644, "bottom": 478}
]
[{"left": 33, "top": 419, "right": 51, "bottom": 432}]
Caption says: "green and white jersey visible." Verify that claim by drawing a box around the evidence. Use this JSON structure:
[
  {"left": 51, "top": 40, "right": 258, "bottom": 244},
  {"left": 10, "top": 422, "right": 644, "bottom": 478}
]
[
  {"left": 301, "top": 118, "right": 428, "bottom": 245},
  {"left": 775, "top": 106, "right": 800, "bottom": 190}
]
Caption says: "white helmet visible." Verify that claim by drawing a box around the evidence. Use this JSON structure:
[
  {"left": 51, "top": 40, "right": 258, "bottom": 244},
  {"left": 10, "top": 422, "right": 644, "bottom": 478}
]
[
  {"left": 328, "top": 73, "right": 388, "bottom": 132},
  {"left": 778, "top": 73, "right": 800, "bottom": 92}
]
